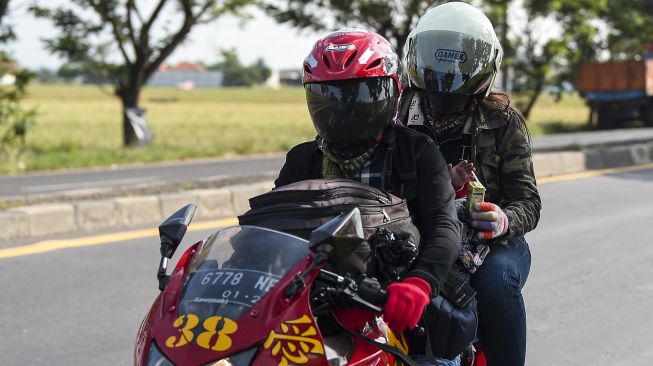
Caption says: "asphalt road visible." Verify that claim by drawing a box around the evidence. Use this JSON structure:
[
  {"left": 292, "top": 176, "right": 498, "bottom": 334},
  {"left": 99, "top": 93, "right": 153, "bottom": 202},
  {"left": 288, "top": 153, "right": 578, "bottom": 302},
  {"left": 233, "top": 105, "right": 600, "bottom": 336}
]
[
  {"left": 3, "top": 128, "right": 653, "bottom": 199},
  {"left": 1, "top": 168, "right": 652, "bottom": 365},
  {"left": 0, "top": 154, "right": 285, "bottom": 199}
]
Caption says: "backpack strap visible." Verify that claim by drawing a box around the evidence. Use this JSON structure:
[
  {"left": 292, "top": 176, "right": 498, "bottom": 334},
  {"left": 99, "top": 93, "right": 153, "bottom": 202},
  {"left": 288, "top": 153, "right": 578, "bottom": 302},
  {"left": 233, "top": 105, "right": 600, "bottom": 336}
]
[{"left": 440, "top": 267, "right": 476, "bottom": 308}]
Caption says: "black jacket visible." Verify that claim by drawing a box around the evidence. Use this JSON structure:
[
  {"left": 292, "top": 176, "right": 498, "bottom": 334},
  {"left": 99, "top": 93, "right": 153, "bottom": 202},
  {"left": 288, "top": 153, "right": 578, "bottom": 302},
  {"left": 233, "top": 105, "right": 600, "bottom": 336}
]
[{"left": 275, "top": 125, "right": 461, "bottom": 296}]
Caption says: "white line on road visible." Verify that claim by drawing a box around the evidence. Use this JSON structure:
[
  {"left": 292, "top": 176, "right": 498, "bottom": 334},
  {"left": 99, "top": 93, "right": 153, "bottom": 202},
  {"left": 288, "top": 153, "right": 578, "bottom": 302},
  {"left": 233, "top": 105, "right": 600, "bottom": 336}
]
[{"left": 21, "top": 176, "right": 161, "bottom": 193}]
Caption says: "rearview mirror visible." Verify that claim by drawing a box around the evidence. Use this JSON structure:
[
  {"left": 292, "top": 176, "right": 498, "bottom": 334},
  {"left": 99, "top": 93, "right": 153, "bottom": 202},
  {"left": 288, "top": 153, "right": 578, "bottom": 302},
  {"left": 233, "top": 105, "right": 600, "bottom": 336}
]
[
  {"left": 308, "top": 208, "right": 364, "bottom": 264},
  {"left": 285, "top": 208, "right": 365, "bottom": 298},
  {"left": 158, "top": 204, "right": 197, "bottom": 258},
  {"left": 157, "top": 204, "right": 197, "bottom": 291}
]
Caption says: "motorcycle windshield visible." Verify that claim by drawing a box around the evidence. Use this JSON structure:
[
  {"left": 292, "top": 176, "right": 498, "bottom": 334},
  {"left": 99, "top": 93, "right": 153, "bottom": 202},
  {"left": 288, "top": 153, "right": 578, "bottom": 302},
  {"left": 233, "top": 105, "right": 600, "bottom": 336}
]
[{"left": 178, "top": 226, "right": 309, "bottom": 321}]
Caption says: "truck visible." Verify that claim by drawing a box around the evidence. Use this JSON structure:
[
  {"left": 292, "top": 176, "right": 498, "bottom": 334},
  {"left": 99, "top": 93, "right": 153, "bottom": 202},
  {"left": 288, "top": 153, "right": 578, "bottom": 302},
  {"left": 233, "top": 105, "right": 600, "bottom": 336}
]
[{"left": 577, "top": 59, "right": 653, "bottom": 129}]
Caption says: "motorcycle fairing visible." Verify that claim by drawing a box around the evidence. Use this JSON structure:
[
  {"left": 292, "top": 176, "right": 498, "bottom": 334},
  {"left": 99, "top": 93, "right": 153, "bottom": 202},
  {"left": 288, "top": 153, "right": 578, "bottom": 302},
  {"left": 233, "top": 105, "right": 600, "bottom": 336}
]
[
  {"left": 139, "top": 226, "right": 327, "bottom": 365},
  {"left": 136, "top": 225, "right": 407, "bottom": 366}
]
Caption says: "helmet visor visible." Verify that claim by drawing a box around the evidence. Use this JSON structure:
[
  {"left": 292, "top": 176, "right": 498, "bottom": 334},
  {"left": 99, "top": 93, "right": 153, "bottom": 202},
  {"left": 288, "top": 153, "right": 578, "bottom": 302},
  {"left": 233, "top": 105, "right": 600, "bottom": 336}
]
[
  {"left": 305, "top": 77, "right": 396, "bottom": 144},
  {"left": 406, "top": 30, "right": 497, "bottom": 94}
]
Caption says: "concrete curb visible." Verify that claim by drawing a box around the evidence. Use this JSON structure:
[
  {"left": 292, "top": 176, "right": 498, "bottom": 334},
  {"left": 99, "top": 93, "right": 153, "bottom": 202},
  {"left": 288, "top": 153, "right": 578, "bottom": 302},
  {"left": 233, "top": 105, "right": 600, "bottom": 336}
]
[
  {"left": 0, "top": 181, "right": 273, "bottom": 245},
  {"left": 533, "top": 141, "right": 653, "bottom": 178},
  {"left": 0, "top": 171, "right": 279, "bottom": 209},
  {"left": 2, "top": 141, "right": 653, "bottom": 245}
]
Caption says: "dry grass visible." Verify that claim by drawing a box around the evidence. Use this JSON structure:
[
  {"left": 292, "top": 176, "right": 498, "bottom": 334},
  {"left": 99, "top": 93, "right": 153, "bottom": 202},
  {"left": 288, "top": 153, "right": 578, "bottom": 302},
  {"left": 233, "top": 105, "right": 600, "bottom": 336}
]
[
  {"left": 2, "top": 84, "right": 589, "bottom": 173},
  {"left": 524, "top": 93, "right": 590, "bottom": 135},
  {"left": 8, "top": 84, "right": 314, "bottom": 173}
]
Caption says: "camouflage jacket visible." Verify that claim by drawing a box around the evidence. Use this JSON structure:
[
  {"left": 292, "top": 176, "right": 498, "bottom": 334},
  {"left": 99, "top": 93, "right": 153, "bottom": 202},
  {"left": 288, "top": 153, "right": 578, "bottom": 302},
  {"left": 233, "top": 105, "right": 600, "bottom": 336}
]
[{"left": 399, "top": 90, "right": 541, "bottom": 243}]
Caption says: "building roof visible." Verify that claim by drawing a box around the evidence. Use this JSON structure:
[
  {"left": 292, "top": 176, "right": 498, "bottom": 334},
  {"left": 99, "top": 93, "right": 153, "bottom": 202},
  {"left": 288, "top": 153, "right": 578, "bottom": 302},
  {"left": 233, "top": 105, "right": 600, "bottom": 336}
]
[{"left": 158, "top": 61, "right": 207, "bottom": 73}]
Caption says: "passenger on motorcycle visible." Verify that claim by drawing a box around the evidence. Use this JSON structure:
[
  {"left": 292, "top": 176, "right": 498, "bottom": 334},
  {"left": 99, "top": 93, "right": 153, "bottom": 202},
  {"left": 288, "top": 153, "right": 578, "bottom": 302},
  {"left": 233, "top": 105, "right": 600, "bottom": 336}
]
[
  {"left": 274, "top": 29, "right": 461, "bottom": 344},
  {"left": 399, "top": 3, "right": 542, "bottom": 366}
]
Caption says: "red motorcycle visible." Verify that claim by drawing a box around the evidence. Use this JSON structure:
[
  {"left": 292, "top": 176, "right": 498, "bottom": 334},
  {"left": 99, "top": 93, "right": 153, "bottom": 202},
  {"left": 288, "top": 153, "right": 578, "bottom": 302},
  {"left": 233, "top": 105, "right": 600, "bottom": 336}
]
[{"left": 134, "top": 205, "right": 422, "bottom": 366}]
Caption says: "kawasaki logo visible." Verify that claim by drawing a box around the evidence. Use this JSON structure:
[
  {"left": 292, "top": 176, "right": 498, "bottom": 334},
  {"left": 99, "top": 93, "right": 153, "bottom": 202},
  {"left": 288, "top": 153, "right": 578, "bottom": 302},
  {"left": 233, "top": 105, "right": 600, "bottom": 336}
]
[{"left": 435, "top": 49, "right": 467, "bottom": 63}]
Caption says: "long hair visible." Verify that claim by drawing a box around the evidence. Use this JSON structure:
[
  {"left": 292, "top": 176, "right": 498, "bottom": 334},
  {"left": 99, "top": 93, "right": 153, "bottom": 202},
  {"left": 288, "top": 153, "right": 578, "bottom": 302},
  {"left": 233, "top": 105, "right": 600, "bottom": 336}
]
[{"left": 480, "top": 91, "right": 531, "bottom": 142}]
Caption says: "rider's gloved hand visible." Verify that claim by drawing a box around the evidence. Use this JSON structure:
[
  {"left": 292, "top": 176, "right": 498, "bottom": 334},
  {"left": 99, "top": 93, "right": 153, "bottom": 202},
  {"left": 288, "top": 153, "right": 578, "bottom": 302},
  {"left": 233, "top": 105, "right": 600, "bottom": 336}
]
[
  {"left": 471, "top": 202, "right": 509, "bottom": 239},
  {"left": 384, "top": 277, "right": 431, "bottom": 332}
]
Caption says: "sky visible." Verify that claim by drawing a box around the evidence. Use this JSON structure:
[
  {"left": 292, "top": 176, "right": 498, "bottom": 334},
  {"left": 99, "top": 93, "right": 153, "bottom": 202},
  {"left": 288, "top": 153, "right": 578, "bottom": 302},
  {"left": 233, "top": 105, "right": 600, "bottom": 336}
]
[
  {"left": 4, "top": 1, "right": 572, "bottom": 73},
  {"left": 5, "top": 2, "right": 323, "bottom": 72}
]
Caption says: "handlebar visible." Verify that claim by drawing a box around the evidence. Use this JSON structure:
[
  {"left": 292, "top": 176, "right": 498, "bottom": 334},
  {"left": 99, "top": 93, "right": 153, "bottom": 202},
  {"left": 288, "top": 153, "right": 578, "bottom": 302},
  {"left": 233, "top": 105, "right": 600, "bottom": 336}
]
[
  {"left": 357, "top": 276, "right": 388, "bottom": 305},
  {"left": 315, "top": 269, "right": 385, "bottom": 312},
  {"left": 315, "top": 269, "right": 425, "bottom": 335}
]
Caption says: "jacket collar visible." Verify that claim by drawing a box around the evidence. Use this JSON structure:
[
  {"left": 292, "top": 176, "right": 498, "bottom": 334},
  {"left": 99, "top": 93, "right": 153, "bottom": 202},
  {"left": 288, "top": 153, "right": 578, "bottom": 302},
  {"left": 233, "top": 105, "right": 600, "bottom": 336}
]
[{"left": 405, "top": 90, "right": 506, "bottom": 131}]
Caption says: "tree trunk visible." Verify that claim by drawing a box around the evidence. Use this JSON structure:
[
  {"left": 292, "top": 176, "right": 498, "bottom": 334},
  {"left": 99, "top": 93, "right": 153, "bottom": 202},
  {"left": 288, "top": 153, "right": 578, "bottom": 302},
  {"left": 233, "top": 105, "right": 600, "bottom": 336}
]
[
  {"left": 521, "top": 86, "right": 542, "bottom": 120},
  {"left": 118, "top": 86, "right": 153, "bottom": 146}
]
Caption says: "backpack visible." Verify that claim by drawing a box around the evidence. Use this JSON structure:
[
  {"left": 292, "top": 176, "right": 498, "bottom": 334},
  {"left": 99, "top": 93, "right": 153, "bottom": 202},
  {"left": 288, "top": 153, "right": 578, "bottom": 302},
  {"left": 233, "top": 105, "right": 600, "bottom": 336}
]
[{"left": 237, "top": 179, "right": 420, "bottom": 279}]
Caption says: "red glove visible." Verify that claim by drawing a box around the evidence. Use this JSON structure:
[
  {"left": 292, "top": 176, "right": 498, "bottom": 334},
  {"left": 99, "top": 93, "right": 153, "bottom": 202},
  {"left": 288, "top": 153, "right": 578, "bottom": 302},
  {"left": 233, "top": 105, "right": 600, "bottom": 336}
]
[
  {"left": 384, "top": 277, "right": 431, "bottom": 332},
  {"left": 471, "top": 202, "right": 509, "bottom": 239}
]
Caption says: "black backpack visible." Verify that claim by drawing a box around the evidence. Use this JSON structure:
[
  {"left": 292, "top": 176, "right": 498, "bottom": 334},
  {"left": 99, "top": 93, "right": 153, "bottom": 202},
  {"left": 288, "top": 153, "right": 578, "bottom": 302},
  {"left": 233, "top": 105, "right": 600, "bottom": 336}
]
[{"left": 238, "top": 179, "right": 420, "bottom": 279}]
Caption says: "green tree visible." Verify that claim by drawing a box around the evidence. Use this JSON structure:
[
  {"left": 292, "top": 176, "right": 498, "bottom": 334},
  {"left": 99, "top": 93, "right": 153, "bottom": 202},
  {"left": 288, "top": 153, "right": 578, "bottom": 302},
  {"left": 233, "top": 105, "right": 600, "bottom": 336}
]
[
  {"left": 481, "top": 0, "right": 514, "bottom": 91},
  {"left": 1, "top": 0, "right": 36, "bottom": 168},
  {"left": 250, "top": 58, "right": 271, "bottom": 84},
  {"left": 209, "top": 49, "right": 271, "bottom": 86},
  {"left": 510, "top": 0, "right": 605, "bottom": 118},
  {"left": 262, "top": 0, "right": 447, "bottom": 56},
  {"left": 600, "top": 0, "right": 653, "bottom": 59},
  {"left": 31, "top": 0, "right": 254, "bottom": 146}
]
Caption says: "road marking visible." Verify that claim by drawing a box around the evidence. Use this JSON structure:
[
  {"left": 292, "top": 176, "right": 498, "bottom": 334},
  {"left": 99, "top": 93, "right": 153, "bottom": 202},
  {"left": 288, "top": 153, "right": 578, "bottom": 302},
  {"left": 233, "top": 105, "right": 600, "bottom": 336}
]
[
  {"left": 0, "top": 217, "right": 238, "bottom": 260},
  {"left": 538, "top": 162, "right": 653, "bottom": 185},
  {"left": 2, "top": 163, "right": 652, "bottom": 260},
  {"left": 21, "top": 177, "right": 161, "bottom": 193}
]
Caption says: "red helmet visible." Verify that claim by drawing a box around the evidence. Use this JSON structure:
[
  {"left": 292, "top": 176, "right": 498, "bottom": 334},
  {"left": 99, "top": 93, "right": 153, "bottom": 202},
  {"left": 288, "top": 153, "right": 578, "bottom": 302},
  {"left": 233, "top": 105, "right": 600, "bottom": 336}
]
[{"left": 303, "top": 29, "right": 402, "bottom": 144}]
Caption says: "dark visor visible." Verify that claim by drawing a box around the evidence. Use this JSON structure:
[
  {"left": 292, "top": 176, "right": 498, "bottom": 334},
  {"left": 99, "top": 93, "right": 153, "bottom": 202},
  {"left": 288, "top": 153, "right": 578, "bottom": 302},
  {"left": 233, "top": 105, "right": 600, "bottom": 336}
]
[{"left": 305, "top": 77, "right": 396, "bottom": 144}]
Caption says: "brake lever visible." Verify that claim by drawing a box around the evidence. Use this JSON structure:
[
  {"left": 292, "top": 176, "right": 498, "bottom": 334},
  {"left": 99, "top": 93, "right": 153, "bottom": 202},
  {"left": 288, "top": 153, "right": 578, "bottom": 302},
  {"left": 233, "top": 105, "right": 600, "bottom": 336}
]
[
  {"left": 347, "top": 293, "right": 383, "bottom": 313},
  {"left": 315, "top": 271, "right": 426, "bottom": 334},
  {"left": 316, "top": 270, "right": 383, "bottom": 312}
]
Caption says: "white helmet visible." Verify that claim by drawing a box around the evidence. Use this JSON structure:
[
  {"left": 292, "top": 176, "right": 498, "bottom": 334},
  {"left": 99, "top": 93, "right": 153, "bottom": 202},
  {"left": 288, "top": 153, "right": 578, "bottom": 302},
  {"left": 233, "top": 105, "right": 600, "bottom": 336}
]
[{"left": 404, "top": 2, "right": 503, "bottom": 97}]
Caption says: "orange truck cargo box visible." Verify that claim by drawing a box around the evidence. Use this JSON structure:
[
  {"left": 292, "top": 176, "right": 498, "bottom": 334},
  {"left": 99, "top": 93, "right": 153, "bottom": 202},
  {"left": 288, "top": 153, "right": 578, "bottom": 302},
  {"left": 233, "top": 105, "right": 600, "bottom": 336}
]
[{"left": 577, "top": 60, "right": 653, "bottom": 96}]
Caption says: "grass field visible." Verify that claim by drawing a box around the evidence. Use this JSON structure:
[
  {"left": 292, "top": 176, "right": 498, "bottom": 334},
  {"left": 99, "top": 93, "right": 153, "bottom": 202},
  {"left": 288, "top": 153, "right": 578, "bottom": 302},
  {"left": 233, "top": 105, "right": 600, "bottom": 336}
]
[{"left": 1, "top": 83, "right": 590, "bottom": 173}]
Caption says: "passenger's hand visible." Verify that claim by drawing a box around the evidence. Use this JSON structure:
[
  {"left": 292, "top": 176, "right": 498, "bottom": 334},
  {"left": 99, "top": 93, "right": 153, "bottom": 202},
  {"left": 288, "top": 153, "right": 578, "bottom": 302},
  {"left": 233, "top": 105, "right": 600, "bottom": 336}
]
[
  {"left": 384, "top": 277, "right": 431, "bottom": 333},
  {"left": 471, "top": 202, "right": 509, "bottom": 239},
  {"left": 448, "top": 160, "right": 474, "bottom": 191}
]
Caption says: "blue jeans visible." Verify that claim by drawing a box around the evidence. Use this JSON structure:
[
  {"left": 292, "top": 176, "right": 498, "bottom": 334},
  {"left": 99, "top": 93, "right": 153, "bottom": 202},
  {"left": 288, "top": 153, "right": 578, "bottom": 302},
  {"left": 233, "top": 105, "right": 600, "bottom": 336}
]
[{"left": 471, "top": 236, "right": 531, "bottom": 366}]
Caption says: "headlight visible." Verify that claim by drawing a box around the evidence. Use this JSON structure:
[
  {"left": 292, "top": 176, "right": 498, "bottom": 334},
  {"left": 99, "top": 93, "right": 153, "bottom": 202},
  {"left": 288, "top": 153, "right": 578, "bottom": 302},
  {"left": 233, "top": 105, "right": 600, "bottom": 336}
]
[
  {"left": 205, "top": 348, "right": 258, "bottom": 366},
  {"left": 146, "top": 342, "right": 174, "bottom": 366},
  {"left": 209, "top": 360, "right": 233, "bottom": 366},
  {"left": 145, "top": 343, "right": 257, "bottom": 366},
  {"left": 324, "top": 334, "right": 353, "bottom": 366}
]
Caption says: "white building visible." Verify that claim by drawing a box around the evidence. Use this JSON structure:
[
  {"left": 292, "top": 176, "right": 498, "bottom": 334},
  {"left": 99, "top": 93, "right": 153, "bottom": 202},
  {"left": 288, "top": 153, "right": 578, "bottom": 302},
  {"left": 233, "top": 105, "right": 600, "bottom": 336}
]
[{"left": 148, "top": 62, "right": 223, "bottom": 88}]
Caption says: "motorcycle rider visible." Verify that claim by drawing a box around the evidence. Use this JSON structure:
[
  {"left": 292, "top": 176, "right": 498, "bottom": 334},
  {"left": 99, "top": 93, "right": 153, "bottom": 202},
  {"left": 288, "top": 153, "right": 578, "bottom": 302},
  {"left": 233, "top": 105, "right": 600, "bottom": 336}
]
[
  {"left": 275, "top": 29, "right": 461, "bottom": 340},
  {"left": 399, "top": 3, "right": 542, "bottom": 366}
]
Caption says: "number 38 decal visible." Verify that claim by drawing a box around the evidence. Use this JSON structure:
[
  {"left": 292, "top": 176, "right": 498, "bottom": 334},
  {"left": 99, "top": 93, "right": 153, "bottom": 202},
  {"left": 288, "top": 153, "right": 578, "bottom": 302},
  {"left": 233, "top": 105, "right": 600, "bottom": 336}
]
[{"left": 165, "top": 314, "right": 238, "bottom": 352}]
